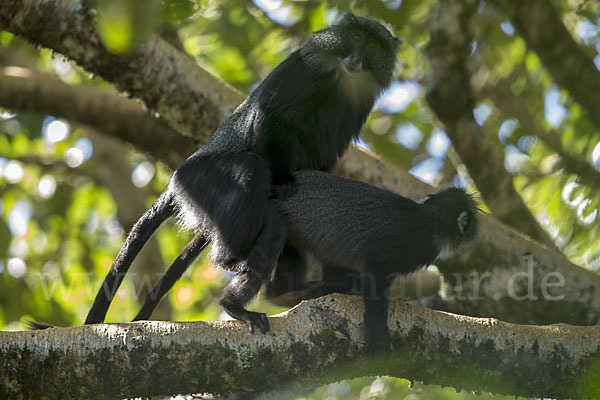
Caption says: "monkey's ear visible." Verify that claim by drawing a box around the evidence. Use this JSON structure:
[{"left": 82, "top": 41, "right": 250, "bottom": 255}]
[
  {"left": 457, "top": 211, "right": 469, "bottom": 234},
  {"left": 338, "top": 12, "right": 358, "bottom": 25}
]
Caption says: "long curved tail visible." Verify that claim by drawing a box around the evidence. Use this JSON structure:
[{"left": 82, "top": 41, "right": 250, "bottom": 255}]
[
  {"left": 85, "top": 193, "right": 175, "bottom": 324},
  {"left": 133, "top": 233, "right": 209, "bottom": 321}
]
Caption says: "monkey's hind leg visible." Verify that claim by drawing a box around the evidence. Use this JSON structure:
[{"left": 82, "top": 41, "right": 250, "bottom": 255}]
[
  {"left": 220, "top": 204, "right": 286, "bottom": 333},
  {"left": 133, "top": 233, "right": 209, "bottom": 321}
]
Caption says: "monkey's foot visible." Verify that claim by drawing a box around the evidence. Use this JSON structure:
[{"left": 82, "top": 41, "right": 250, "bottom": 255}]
[{"left": 221, "top": 301, "right": 270, "bottom": 333}]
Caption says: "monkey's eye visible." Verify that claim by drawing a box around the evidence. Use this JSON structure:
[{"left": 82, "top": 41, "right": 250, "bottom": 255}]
[
  {"left": 354, "top": 33, "right": 362, "bottom": 41},
  {"left": 368, "top": 40, "right": 377, "bottom": 48}
]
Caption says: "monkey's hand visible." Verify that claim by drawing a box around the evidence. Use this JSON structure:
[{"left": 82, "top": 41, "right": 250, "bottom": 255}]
[{"left": 220, "top": 300, "right": 270, "bottom": 333}]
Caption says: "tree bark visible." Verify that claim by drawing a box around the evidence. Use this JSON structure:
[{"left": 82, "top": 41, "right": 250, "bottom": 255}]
[
  {"left": 0, "top": 55, "right": 193, "bottom": 169},
  {"left": 2, "top": 294, "right": 600, "bottom": 399},
  {"left": 0, "top": 0, "right": 241, "bottom": 141}
]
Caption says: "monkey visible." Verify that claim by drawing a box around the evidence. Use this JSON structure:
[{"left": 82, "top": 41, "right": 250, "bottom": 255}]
[
  {"left": 81, "top": 13, "right": 400, "bottom": 333},
  {"left": 270, "top": 172, "right": 479, "bottom": 353},
  {"left": 127, "top": 171, "right": 479, "bottom": 354}
]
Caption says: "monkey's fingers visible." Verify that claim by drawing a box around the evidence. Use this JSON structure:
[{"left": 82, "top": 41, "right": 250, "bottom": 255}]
[
  {"left": 246, "top": 312, "right": 270, "bottom": 334},
  {"left": 222, "top": 302, "right": 270, "bottom": 333}
]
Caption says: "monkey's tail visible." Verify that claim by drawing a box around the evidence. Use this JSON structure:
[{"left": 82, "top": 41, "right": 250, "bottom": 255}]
[
  {"left": 25, "top": 320, "right": 55, "bottom": 330},
  {"left": 85, "top": 193, "right": 176, "bottom": 324}
]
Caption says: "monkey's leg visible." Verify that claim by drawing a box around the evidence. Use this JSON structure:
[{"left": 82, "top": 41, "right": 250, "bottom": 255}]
[
  {"left": 221, "top": 204, "right": 286, "bottom": 333},
  {"left": 320, "top": 266, "right": 361, "bottom": 295},
  {"left": 267, "top": 260, "right": 360, "bottom": 307},
  {"left": 133, "top": 233, "right": 209, "bottom": 321},
  {"left": 266, "top": 245, "right": 307, "bottom": 299},
  {"left": 361, "top": 270, "right": 393, "bottom": 356},
  {"left": 85, "top": 194, "right": 174, "bottom": 324}
]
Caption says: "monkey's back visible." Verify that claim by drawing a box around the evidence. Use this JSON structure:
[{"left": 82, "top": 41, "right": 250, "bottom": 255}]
[{"left": 277, "top": 171, "right": 437, "bottom": 273}]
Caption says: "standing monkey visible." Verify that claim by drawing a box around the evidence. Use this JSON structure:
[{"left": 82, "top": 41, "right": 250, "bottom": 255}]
[{"left": 84, "top": 13, "right": 400, "bottom": 332}]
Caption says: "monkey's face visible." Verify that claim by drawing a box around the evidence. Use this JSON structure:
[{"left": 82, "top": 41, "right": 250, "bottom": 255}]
[
  {"left": 303, "top": 13, "right": 400, "bottom": 90},
  {"left": 423, "top": 187, "right": 479, "bottom": 260}
]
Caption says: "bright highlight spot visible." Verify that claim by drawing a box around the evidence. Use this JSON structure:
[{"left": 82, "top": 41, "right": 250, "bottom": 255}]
[
  {"left": 473, "top": 104, "right": 492, "bottom": 126},
  {"left": 74, "top": 138, "right": 94, "bottom": 162},
  {"left": 44, "top": 119, "right": 70, "bottom": 143},
  {"left": 38, "top": 175, "right": 57, "bottom": 199},
  {"left": 8, "top": 201, "right": 32, "bottom": 237},
  {"left": 500, "top": 20, "right": 515, "bottom": 36},
  {"left": 0, "top": 109, "right": 15, "bottom": 119},
  {"left": 545, "top": 87, "right": 566, "bottom": 128},
  {"left": 52, "top": 57, "right": 72, "bottom": 76},
  {"left": 576, "top": 20, "right": 598, "bottom": 45},
  {"left": 396, "top": 123, "right": 423, "bottom": 150},
  {"left": 498, "top": 119, "right": 517, "bottom": 143},
  {"left": 376, "top": 81, "right": 420, "bottom": 113},
  {"left": 427, "top": 129, "right": 450, "bottom": 158},
  {"left": 409, "top": 158, "right": 443, "bottom": 186},
  {"left": 383, "top": 0, "right": 402, "bottom": 10},
  {"left": 7, "top": 258, "right": 26, "bottom": 279},
  {"left": 577, "top": 199, "right": 598, "bottom": 225},
  {"left": 132, "top": 161, "right": 155, "bottom": 188},
  {"left": 353, "top": 137, "right": 370, "bottom": 150},
  {"left": 252, "top": 0, "right": 297, "bottom": 26},
  {"left": 4, "top": 160, "right": 24, "bottom": 183},
  {"left": 65, "top": 147, "right": 84, "bottom": 168},
  {"left": 592, "top": 141, "right": 600, "bottom": 169},
  {"left": 504, "top": 145, "right": 529, "bottom": 173},
  {"left": 562, "top": 180, "right": 583, "bottom": 207}
]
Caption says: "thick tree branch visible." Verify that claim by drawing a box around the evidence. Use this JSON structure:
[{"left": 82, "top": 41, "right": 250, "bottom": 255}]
[
  {"left": 3, "top": 294, "right": 600, "bottom": 399},
  {"left": 0, "top": 0, "right": 242, "bottom": 141},
  {"left": 0, "top": 65, "right": 193, "bottom": 169},
  {"left": 493, "top": 0, "right": 600, "bottom": 133},
  {"left": 424, "top": 0, "right": 559, "bottom": 251},
  {"left": 3, "top": 0, "right": 600, "bottom": 331}
]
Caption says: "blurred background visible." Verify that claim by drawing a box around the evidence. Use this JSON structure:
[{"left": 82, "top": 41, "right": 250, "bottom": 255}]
[{"left": 1, "top": 0, "right": 599, "bottom": 398}]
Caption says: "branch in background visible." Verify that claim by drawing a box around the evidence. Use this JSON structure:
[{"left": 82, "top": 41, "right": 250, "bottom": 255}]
[
  {"left": 481, "top": 83, "right": 600, "bottom": 192},
  {"left": 0, "top": 0, "right": 243, "bottom": 141},
  {"left": 3, "top": 0, "right": 600, "bottom": 327},
  {"left": 424, "top": 0, "right": 559, "bottom": 251},
  {"left": 493, "top": 0, "right": 600, "bottom": 133},
  {"left": 0, "top": 65, "right": 192, "bottom": 169},
  {"left": 3, "top": 294, "right": 600, "bottom": 399},
  {"left": 86, "top": 128, "right": 173, "bottom": 321}
]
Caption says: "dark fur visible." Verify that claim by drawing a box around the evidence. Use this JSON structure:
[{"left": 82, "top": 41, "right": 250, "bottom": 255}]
[
  {"left": 128, "top": 171, "right": 478, "bottom": 353},
  {"left": 270, "top": 172, "right": 479, "bottom": 353},
  {"left": 79, "top": 14, "right": 399, "bottom": 332}
]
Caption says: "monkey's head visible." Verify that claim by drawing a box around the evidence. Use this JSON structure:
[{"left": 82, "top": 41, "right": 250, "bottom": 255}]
[
  {"left": 301, "top": 13, "right": 400, "bottom": 96},
  {"left": 422, "top": 187, "right": 479, "bottom": 260}
]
